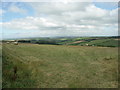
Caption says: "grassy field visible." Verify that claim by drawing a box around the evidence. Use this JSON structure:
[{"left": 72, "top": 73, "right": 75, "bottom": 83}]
[
  {"left": 0, "top": 44, "right": 2, "bottom": 89},
  {"left": 2, "top": 43, "right": 118, "bottom": 88},
  {"left": 69, "top": 38, "right": 120, "bottom": 47}
]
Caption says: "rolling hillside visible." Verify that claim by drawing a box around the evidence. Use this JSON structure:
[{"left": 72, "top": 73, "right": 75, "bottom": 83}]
[{"left": 4, "top": 36, "right": 119, "bottom": 47}]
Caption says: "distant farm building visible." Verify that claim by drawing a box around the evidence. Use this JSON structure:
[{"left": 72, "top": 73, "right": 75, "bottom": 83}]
[
  {"left": 14, "top": 42, "right": 18, "bottom": 45},
  {"left": 5, "top": 40, "right": 18, "bottom": 45},
  {"left": 9, "top": 40, "right": 15, "bottom": 42},
  {"left": 6, "top": 42, "right": 10, "bottom": 44},
  {"left": 86, "top": 44, "right": 89, "bottom": 46}
]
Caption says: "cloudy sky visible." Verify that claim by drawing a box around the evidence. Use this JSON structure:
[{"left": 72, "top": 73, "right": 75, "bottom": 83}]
[{"left": 0, "top": 1, "right": 119, "bottom": 39}]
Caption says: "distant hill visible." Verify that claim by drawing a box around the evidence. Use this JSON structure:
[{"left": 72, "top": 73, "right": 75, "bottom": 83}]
[{"left": 3, "top": 36, "right": 120, "bottom": 47}]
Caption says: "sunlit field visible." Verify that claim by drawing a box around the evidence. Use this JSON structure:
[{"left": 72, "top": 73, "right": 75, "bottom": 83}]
[
  {"left": 2, "top": 43, "right": 118, "bottom": 88},
  {"left": 0, "top": 44, "right": 2, "bottom": 89}
]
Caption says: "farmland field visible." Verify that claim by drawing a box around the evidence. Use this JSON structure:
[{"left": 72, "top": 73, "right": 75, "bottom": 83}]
[
  {"left": 2, "top": 43, "right": 118, "bottom": 88},
  {"left": 0, "top": 44, "right": 2, "bottom": 89}
]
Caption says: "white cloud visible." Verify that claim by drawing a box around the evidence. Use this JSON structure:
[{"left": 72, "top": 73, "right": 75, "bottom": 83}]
[
  {"left": 2, "top": 16, "right": 60, "bottom": 30},
  {"left": 1, "top": 0, "right": 119, "bottom": 2},
  {"left": 29, "top": 2, "right": 90, "bottom": 17},
  {"left": 2, "top": 2, "right": 118, "bottom": 38},
  {"left": 30, "top": 2, "right": 117, "bottom": 25}
]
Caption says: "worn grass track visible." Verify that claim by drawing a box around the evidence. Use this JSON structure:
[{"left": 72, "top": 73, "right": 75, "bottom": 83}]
[{"left": 2, "top": 43, "right": 118, "bottom": 88}]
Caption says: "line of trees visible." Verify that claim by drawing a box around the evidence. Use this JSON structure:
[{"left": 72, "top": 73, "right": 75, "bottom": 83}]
[{"left": 18, "top": 40, "right": 60, "bottom": 45}]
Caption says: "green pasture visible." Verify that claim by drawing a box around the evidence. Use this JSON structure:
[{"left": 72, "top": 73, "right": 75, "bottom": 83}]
[{"left": 2, "top": 43, "right": 118, "bottom": 88}]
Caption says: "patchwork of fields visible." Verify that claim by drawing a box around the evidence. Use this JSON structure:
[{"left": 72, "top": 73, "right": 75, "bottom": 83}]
[
  {"left": 3, "top": 36, "right": 120, "bottom": 47},
  {"left": 2, "top": 43, "right": 118, "bottom": 88}
]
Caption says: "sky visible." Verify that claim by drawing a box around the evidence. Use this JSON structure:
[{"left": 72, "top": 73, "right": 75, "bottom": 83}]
[{"left": 0, "top": 1, "right": 119, "bottom": 39}]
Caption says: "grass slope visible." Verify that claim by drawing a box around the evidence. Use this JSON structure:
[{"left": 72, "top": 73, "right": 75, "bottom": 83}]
[
  {"left": 2, "top": 43, "right": 118, "bottom": 88},
  {"left": 0, "top": 44, "right": 2, "bottom": 89},
  {"left": 70, "top": 38, "right": 120, "bottom": 47}
]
